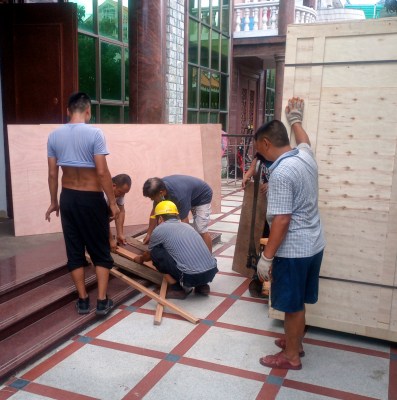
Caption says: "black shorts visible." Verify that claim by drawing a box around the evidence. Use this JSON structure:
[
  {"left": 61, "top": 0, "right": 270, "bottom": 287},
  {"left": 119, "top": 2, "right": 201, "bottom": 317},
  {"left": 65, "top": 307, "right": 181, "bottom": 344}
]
[
  {"left": 60, "top": 188, "right": 113, "bottom": 271},
  {"left": 150, "top": 244, "right": 218, "bottom": 287}
]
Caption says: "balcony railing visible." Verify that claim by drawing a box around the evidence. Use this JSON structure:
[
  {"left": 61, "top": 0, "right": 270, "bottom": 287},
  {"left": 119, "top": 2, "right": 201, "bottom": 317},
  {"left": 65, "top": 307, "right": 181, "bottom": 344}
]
[{"left": 234, "top": 1, "right": 317, "bottom": 38}]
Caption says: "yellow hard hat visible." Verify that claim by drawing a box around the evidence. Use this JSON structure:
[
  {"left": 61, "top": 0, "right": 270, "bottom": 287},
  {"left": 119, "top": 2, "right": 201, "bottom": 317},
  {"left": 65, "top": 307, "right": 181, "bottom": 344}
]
[{"left": 151, "top": 200, "right": 179, "bottom": 218}]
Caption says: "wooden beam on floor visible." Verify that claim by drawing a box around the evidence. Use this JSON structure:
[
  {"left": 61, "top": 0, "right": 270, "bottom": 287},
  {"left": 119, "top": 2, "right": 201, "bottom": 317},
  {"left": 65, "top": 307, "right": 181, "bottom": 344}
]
[{"left": 110, "top": 268, "right": 199, "bottom": 325}]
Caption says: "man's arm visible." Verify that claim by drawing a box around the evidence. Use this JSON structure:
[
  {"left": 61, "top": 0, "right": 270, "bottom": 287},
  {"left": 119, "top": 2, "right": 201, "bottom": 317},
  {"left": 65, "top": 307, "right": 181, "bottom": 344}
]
[
  {"left": 263, "top": 214, "right": 291, "bottom": 259},
  {"left": 45, "top": 157, "right": 60, "bottom": 221},
  {"left": 143, "top": 208, "right": 157, "bottom": 244},
  {"left": 115, "top": 204, "right": 126, "bottom": 244},
  {"left": 285, "top": 97, "right": 310, "bottom": 146},
  {"left": 94, "top": 154, "right": 120, "bottom": 220}
]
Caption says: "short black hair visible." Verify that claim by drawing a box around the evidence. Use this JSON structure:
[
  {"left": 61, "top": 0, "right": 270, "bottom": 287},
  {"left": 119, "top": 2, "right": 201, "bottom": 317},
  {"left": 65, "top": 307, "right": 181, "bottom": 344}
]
[
  {"left": 158, "top": 214, "right": 179, "bottom": 222},
  {"left": 143, "top": 177, "right": 166, "bottom": 198},
  {"left": 254, "top": 120, "right": 290, "bottom": 148},
  {"left": 112, "top": 174, "right": 132, "bottom": 187},
  {"left": 67, "top": 92, "right": 91, "bottom": 114}
]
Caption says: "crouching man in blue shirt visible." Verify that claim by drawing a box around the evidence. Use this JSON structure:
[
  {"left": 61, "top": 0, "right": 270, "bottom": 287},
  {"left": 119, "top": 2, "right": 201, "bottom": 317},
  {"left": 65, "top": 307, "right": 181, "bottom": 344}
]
[{"left": 134, "top": 201, "right": 218, "bottom": 300}]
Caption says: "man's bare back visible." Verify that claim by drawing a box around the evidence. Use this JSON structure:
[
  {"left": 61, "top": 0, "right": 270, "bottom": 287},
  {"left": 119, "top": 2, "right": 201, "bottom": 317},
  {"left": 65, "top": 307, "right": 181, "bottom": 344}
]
[{"left": 61, "top": 166, "right": 102, "bottom": 192}]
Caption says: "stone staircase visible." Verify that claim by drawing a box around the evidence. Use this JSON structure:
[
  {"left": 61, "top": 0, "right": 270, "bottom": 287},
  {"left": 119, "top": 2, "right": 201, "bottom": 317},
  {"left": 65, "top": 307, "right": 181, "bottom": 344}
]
[
  {"left": 0, "top": 228, "right": 222, "bottom": 384},
  {"left": 0, "top": 226, "right": 148, "bottom": 384}
]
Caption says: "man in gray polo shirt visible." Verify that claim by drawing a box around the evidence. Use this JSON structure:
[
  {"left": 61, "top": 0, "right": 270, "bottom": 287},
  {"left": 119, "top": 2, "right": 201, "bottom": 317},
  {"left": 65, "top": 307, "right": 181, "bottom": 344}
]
[
  {"left": 255, "top": 97, "right": 325, "bottom": 370},
  {"left": 134, "top": 200, "right": 218, "bottom": 299}
]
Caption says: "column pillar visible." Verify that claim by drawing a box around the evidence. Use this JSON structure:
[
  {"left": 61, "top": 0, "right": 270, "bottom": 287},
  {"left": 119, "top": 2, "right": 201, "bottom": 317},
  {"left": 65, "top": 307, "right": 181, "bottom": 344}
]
[
  {"left": 129, "top": 0, "right": 167, "bottom": 123},
  {"left": 274, "top": 53, "right": 285, "bottom": 121},
  {"left": 278, "top": 0, "right": 295, "bottom": 36}
]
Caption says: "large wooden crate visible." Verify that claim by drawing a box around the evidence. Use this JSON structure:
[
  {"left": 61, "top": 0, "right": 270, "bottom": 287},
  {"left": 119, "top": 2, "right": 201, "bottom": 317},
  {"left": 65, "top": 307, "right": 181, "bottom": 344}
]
[{"left": 270, "top": 18, "right": 397, "bottom": 342}]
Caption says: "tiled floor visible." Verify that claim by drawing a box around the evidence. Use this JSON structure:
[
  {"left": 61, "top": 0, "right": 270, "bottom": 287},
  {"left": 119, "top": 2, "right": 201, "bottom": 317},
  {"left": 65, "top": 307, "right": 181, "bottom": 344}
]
[{"left": 1, "top": 184, "right": 396, "bottom": 400}]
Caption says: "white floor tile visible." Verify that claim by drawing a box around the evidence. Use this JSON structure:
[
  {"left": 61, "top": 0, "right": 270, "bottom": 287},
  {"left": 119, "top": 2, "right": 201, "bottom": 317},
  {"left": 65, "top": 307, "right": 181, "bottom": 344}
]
[
  {"left": 97, "top": 312, "right": 196, "bottom": 352},
  {"left": 218, "top": 299, "right": 284, "bottom": 333},
  {"left": 215, "top": 256, "right": 233, "bottom": 272},
  {"left": 185, "top": 325, "right": 277, "bottom": 374},
  {"left": 209, "top": 273, "right": 246, "bottom": 295},
  {"left": 218, "top": 245, "right": 236, "bottom": 257},
  {"left": 144, "top": 363, "right": 263, "bottom": 400},
  {"left": 210, "top": 222, "right": 239, "bottom": 233},
  {"left": 220, "top": 214, "right": 240, "bottom": 223},
  {"left": 222, "top": 200, "right": 242, "bottom": 207},
  {"left": 35, "top": 345, "right": 160, "bottom": 400},
  {"left": 286, "top": 346, "right": 389, "bottom": 399}
]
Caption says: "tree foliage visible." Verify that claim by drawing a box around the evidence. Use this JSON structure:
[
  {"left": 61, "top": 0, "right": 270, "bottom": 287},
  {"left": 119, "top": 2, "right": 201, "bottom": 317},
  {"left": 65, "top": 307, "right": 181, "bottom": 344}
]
[{"left": 385, "top": 0, "right": 397, "bottom": 13}]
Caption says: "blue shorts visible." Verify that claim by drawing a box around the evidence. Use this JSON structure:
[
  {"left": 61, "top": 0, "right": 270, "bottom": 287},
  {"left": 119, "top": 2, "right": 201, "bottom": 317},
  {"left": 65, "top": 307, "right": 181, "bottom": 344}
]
[{"left": 270, "top": 250, "right": 324, "bottom": 313}]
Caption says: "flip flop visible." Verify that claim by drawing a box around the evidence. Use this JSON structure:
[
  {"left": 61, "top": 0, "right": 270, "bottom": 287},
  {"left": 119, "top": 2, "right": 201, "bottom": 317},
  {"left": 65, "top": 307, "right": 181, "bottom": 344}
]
[
  {"left": 275, "top": 338, "right": 305, "bottom": 357},
  {"left": 259, "top": 352, "right": 302, "bottom": 370}
]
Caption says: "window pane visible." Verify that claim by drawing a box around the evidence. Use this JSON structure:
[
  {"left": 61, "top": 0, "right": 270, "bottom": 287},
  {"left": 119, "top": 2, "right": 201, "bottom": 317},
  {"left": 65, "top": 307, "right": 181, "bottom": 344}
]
[
  {"left": 75, "top": 0, "right": 94, "bottom": 33},
  {"left": 188, "top": 66, "right": 198, "bottom": 108},
  {"left": 78, "top": 34, "right": 96, "bottom": 99},
  {"left": 221, "top": 0, "right": 230, "bottom": 34},
  {"left": 212, "top": 0, "right": 220, "bottom": 29},
  {"left": 99, "top": 0, "right": 119, "bottom": 40},
  {"left": 100, "top": 105, "right": 121, "bottom": 123},
  {"left": 200, "top": 70, "right": 210, "bottom": 108},
  {"left": 199, "top": 112, "right": 208, "bottom": 123},
  {"left": 200, "top": 25, "right": 210, "bottom": 67},
  {"left": 101, "top": 42, "right": 122, "bottom": 100},
  {"left": 125, "top": 48, "right": 129, "bottom": 101},
  {"left": 211, "top": 30, "right": 219, "bottom": 70},
  {"left": 187, "top": 111, "right": 198, "bottom": 123},
  {"left": 210, "top": 112, "right": 218, "bottom": 123},
  {"left": 219, "top": 112, "right": 227, "bottom": 131},
  {"left": 124, "top": 107, "right": 129, "bottom": 123},
  {"left": 211, "top": 73, "right": 219, "bottom": 109},
  {"left": 189, "top": 0, "right": 199, "bottom": 18},
  {"left": 201, "top": 2, "right": 210, "bottom": 24},
  {"left": 122, "top": 0, "right": 128, "bottom": 42},
  {"left": 90, "top": 104, "right": 97, "bottom": 123},
  {"left": 221, "top": 34, "right": 229, "bottom": 73},
  {"left": 189, "top": 19, "right": 199, "bottom": 64},
  {"left": 220, "top": 74, "right": 228, "bottom": 110}
]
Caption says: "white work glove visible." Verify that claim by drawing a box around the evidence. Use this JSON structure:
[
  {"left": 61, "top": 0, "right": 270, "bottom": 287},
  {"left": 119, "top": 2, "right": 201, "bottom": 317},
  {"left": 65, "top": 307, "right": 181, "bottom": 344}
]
[
  {"left": 285, "top": 97, "right": 304, "bottom": 126},
  {"left": 256, "top": 255, "right": 273, "bottom": 282}
]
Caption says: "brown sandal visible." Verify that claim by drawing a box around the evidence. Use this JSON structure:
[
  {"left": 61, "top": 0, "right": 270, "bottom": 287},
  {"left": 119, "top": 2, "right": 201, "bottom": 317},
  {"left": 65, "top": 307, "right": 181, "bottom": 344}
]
[
  {"left": 275, "top": 338, "right": 305, "bottom": 357},
  {"left": 259, "top": 351, "right": 302, "bottom": 370}
]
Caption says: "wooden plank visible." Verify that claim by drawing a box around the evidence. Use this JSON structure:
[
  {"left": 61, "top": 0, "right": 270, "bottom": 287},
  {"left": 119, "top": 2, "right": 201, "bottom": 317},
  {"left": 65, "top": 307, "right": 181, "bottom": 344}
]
[
  {"left": 110, "top": 268, "right": 200, "bottom": 324},
  {"left": 126, "top": 237, "right": 149, "bottom": 253},
  {"left": 154, "top": 277, "right": 168, "bottom": 326},
  {"left": 115, "top": 247, "right": 156, "bottom": 270},
  {"left": 112, "top": 253, "right": 162, "bottom": 285},
  {"left": 232, "top": 181, "right": 267, "bottom": 277}
]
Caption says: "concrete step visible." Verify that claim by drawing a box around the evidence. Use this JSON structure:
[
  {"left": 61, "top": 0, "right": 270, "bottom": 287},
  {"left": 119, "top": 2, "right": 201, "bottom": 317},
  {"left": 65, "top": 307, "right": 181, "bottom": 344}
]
[{"left": 0, "top": 276, "right": 141, "bottom": 383}]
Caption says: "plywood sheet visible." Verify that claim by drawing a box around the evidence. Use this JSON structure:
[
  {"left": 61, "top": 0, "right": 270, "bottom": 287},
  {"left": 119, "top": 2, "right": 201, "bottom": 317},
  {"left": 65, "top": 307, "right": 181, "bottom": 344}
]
[
  {"left": 270, "top": 279, "right": 397, "bottom": 342},
  {"left": 8, "top": 124, "right": 222, "bottom": 236},
  {"left": 232, "top": 181, "right": 267, "bottom": 278}
]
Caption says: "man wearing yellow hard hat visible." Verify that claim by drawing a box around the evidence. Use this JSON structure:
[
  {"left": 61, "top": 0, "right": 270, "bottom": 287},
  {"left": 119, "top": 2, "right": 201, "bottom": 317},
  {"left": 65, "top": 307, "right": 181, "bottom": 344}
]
[{"left": 134, "top": 200, "right": 218, "bottom": 299}]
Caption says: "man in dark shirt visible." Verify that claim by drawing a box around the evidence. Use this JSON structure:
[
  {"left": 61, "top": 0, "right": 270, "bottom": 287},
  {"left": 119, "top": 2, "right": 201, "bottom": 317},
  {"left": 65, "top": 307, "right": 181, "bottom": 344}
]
[{"left": 142, "top": 175, "right": 213, "bottom": 252}]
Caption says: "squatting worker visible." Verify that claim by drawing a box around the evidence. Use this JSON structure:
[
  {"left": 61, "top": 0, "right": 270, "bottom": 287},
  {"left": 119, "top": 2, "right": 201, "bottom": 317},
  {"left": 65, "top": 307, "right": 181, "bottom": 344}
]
[
  {"left": 45, "top": 92, "right": 119, "bottom": 316},
  {"left": 142, "top": 175, "right": 213, "bottom": 252},
  {"left": 134, "top": 201, "right": 218, "bottom": 299},
  {"left": 255, "top": 97, "right": 325, "bottom": 370},
  {"left": 105, "top": 174, "right": 132, "bottom": 251}
]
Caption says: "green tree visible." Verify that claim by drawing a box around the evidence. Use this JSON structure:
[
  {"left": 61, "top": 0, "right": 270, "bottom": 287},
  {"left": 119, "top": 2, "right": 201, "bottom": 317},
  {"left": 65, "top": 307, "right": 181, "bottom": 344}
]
[{"left": 385, "top": 0, "right": 397, "bottom": 13}]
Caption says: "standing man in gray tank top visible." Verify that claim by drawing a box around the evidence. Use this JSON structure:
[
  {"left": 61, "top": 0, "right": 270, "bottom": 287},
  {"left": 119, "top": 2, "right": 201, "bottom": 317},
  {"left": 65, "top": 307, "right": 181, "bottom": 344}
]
[{"left": 45, "top": 92, "right": 120, "bottom": 316}]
